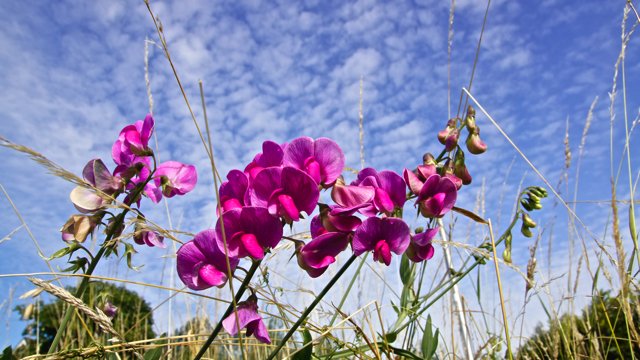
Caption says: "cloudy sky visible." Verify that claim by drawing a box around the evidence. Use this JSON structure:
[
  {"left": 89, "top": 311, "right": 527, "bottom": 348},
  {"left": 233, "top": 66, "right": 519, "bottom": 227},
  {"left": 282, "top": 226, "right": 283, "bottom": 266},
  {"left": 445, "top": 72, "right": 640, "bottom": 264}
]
[{"left": 1, "top": 0, "right": 638, "bottom": 353}]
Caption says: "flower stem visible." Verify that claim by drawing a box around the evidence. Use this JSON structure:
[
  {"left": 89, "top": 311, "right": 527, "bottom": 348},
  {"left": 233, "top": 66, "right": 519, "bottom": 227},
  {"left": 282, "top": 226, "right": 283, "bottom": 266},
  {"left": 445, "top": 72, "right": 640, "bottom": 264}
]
[
  {"left": 265, "top": 254, "right": 358, "bottom": 360},
  {"left": 48, "top": 183, "right": 150, "bottom": 354},
  {"left": 193, "top": 260, "right": 262, "bottom": 360}
]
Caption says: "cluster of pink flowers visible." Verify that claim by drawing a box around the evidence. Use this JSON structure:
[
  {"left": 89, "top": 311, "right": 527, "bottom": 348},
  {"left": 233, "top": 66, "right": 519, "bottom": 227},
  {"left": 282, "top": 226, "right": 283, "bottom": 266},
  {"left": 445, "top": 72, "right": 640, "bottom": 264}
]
[
  {"left": 176, "top": 135, "right": 464, "bottom": 344},
  {"left": 61, "top": 114, "right": 197, "bottom": 248}
]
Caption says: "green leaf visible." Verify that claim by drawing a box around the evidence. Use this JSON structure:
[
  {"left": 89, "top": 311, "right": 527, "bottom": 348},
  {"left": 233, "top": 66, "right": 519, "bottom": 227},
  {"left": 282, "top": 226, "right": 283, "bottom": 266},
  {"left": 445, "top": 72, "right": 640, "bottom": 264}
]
[
  {"left": 292, "top": 328, "right": 313, "bottom": 360},
  {"left": 399, "top": 253, "right": 415, "bottom": 286},
  {"left": 143, "top": 334, "right": 167, "bottom": 360},
  {"left": 388, "top": 345, "right": 423, "bottom": 359},
  {"left": 421, "top": 315, "right": 439, "bottom": 360},
  {"left": 122, "top": 241, "right": 144, "bottom": 272},
  {"left": 39, "top": 242, "right": 82, "bottom": 261},
  {"left": 1, "top": 346, "right": 12, "bottom": 360}
]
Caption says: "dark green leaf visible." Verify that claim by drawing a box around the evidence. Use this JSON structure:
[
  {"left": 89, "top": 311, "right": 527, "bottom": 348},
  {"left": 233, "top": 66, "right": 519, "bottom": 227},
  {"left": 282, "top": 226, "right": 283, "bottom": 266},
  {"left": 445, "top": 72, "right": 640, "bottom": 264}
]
[
  {"left": 421, "top": 315, "right": 438, "bottom": 360},
  {"left": 292, "top": 328, "right": 313, "bottom": 360},
  {"left": 1, "top": 346, "right": 12, "bottom": 360}
]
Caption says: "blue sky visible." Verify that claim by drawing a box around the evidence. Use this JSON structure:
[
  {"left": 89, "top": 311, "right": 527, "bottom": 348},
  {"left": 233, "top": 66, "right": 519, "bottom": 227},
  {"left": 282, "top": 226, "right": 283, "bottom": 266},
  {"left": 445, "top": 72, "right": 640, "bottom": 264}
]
[{"left": 1, "top": 0, "right": 638, "bottom": 353}]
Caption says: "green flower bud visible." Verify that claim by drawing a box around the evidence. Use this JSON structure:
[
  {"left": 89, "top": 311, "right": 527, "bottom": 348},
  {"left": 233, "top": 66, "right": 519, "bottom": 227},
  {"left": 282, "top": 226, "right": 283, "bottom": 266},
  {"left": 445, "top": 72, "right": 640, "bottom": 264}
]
[
  {"left": 522, "top": 213, "right": 537, "bottom": 228},
  {"left": 521, "top": 223, "right": 533, "bottom": 237},
  {"left": 465, "top": 105, "right": 476, "bottom": 132},
  {"left": 502, "top": 248, "right": 512, "bottom": 263},
  {"left": 529, "top": 188, "right": 544, "bottom": 198},
  {"left": 504, "top": 232, "right": 513, "bottom": 247},
  {"left": 415, "top": 227, "right": 424, "bottom": 234},
  {"left": 465, "top": 125, "right": 487, "bottom": 155},
  {"left": 423, "top": 153, "right": 436, "bottom": 166},
  {"left": 535, "top": 187, "right": 548, "bottom": 197},
  {"left": 520, "top": 199, "right": 534, "bottom": 212},
  {"left": 527, "top": 192, "right": 541, "bottom": 203}
]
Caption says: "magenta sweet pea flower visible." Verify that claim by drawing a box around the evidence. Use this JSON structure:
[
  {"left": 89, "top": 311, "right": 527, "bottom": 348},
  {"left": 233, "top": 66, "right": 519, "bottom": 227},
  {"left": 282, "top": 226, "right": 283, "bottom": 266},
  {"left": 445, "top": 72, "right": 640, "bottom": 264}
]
[
  {"left": 222, "top": 295, "right": 271, "bottom": 344},
  {"left": 249, "top": 167, "right": 319, "bottom": 224},
  {"left": 405, "top": 227, "right": 439, "bottom": 263},
  {"left": 350, "top": 168, "right": 406, "bottom": 217},
  {"left": 330, "top": 175, "right": 376, "bottom": 210},
  {"left": 215, "top": 206, "right": 284, "bottom": 261},
  {"left": 311, "top": 205, "right": 363, "bottom": 237},
  {"left": 283, "top": 137, "right": 345, "bottom": 188},
  {"left": 352, "top": 217, "right": 410, "bottom": 266},
  {"left": 176, "top": 229, "right": 240, "bottom": 291},
  {"left": 119, "top": 114, "right": 155, "bottom": 157},
  {"left": 244, "top": 140, "right": 287, "bottom": 182},
  {"left": 154, "top": 161, "right": 197, "bottom": 198},
  {"left": 218, "top": 169, "right": 250, "bottom": 214},
  {"left": 133, "top": 221, "right": 166, "bottom": 248},
  {"left": 409, "top": 173, "right": 457, "bottom": 218},
  {"left": 70, "top": 159, "right": 123, "bottom": 213},
  {"left": 296, "top": 231, "right": 350, "bottom": 278}
]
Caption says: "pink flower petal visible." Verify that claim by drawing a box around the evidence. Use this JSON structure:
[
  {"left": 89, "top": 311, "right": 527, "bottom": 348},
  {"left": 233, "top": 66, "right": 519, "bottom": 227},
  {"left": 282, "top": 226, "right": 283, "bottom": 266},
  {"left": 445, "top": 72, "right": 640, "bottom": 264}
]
[
  {"left": 404, "top": 168, "right": 424, "bottom": 196},
  {"left": 278, "top": 194, "right": 300, "bottom": 222},
  {"left": 198, "top": 264, "right": 228, "bottom": 288}
]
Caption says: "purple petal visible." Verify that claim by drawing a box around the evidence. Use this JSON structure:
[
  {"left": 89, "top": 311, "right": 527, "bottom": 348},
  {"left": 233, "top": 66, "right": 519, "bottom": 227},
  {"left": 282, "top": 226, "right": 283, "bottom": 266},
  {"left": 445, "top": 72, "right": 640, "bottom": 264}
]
[
  {"left": 198, "top": 264, "right": 229, "bottom": 287},
  {"left": 416, "top": 174, "right": 442, "bottom": 203},
  {"left": 313, "top": 138, "right": 345, "bottom": 186},
  {"left": 250, "top": 167, "right": 282, "bottom": 208},
  {"left": 145, "top": 232, "right": 166, "bottom": 249},
  {"left": 376, "top": 170, "right": 406, "bottom": 208},
  {"left": 267, "top": 188, "right": 284, "bottom": 218},
  {"left": 324, "top": 212, "right": 362, "bottom": 232},
  {"left": 310, "top": 215, "right": 326, "bottom": 238},
  {"left": 176, "top": 241, "right": 210, "bottom": 290},
  {"left": 219, "top": 170, "right": 249, "bottom": 205},
  {"left": 412, "top": 227, "right": 439, "bottom": 246},
  {"left": 278, "top": 194, "right": 300, "bottom": 222},
  {"left": 247, "top": 317, "right": 271, "bottom": 344},
  {"left": 403, "top": 168, "right": 423, "bottom": 196},
  {"left": 140, "top": 114, "right": 154, "bottom": 147},
  {"left": 155, "top": 161, "right": 198, "bottom": 197},
  {"left": 241, "top": 233, "right": 265, "bottom": 260},
  {"left": 222, "top": 303, "right": 262, "bottom": 336},
  {"left": 331, "top": 179, "right": 375, "bottom": 208},
  {"left": 303, "top": 157, "right": 322, "bottom": 185},
  {"left": 301, "top": 232, "right": 349, "bottom": 268},
  {"left": 281, "top": 167, "right": 319, "bottom": 215},
  {"left": 282, "top": 137, "right": 314, "bottom": 171},
  {"left": 194, "top": 229, "right": 240, "bottom": 272},
  {"left": 355, "top": 168, "right": 379, "bottom": 184},
  {"left": 436, "top": 177, "right": 458, "bottom": 214},
  {"left": 373, "top": 188, "right": 395, "bottom": 214},
  {"left": 380, "top": 217, "right": 411, "bottom": 255},
  {"left": 373, "top": 240, "right": 392, "bottom": 266},
  {"left": 258, "top": 140, "right": 284, "bottom": 168},
  {"left": 417, "top": 165, "right": 437, "bottom": 180},
  {"left": 352, "top": 217, "right": 383, "bottom": 255},
  {"left": 144, "top": 182, "right": 163, "bottom": 204},
  {"left": 423, "top": 193, "right": 446, "bottom": 218},
  {"left": 216, "top": 207, "right": 284, "bottom": 255}
]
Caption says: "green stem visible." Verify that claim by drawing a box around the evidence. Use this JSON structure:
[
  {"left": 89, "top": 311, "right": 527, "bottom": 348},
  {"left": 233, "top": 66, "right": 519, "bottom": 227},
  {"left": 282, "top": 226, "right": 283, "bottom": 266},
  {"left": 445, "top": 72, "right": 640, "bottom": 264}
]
[
  {"left": 193, "top": 260, "right": 262, "bottom": 360},
  {"left": 327, "top": 253, "right": 368, "bottom": 327},
  {"left": 48, "top": 177, "right": 153, "bottom": 354},
  {"left": 265, "top": 254, "right": 358, "bottom": 360}
]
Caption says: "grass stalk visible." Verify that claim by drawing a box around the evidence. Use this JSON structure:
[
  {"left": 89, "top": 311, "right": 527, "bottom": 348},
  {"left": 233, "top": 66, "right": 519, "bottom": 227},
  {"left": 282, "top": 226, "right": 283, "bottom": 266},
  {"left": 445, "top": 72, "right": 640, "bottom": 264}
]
[
  {"left": 265, "top": 254, "right": 358, "bottom": 360},
  {"left": 193, "top": 260, "right": 262, "bottom": 360}
]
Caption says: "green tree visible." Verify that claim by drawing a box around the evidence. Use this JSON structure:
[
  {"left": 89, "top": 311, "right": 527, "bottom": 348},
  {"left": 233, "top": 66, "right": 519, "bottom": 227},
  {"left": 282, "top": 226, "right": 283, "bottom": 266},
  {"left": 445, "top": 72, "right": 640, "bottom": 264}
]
[{"left": 14, "top": 282, "right": 155, "bottom": 357}]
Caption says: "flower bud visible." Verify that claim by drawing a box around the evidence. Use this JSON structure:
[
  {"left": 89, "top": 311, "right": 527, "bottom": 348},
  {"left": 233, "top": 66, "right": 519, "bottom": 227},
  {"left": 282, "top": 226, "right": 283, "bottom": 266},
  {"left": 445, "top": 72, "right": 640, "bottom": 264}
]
[
  {"left": 465, "top": 125, "right": 487, "bottom": 155},
  {"left": 521, "top": 223, "right": 533, "bottom": 238},
  {"left": 60, "top": 214, "right": 98, "bottom": 243},
  {"left": 522, "top": 213, "right": 537, "bottom": 228},
  {"left": 453, "top": 150, "right": 472, "bottom": 186},
  {"left": 423, "top": 153, "right": 436, "bottom": 166},
  {"left": 502, "top": 248, "right": 512, "bottom": 263},
  {"left": 102, "top": 301, "right": 118, "bottom": 320},
  {"left": 520, "top": 199, "right": 534, "bottom": 212},
  {"left": 527, "top": 192, "right": 541, "bottom": 203},
  {"left": 504, "top": 232, "right": 513, "bottom": 248},
  {"left": 415, "top": 227, "right": 424, "bottom": 234},
  {"left": 465, "top": 105, "right": 476, "bottom": 132},
  {"left": 438, "top": 118, "right": 458, "bottom": 145},
  {"left": 445, "top": 128, "right": 460, "bottom": 152},
  {"left": 442, "top": 160, "right": 462, "bottom": 190}
]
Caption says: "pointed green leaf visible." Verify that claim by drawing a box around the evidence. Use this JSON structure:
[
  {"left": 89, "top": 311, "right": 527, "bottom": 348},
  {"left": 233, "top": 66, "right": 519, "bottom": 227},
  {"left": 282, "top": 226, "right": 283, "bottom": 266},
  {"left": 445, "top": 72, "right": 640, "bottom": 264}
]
[
  {"left": 292, "top": 327, "right": 313, "bottom": 360},
  {"left": 1, "top": 346, "right": 12, "bottom": 360}
]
